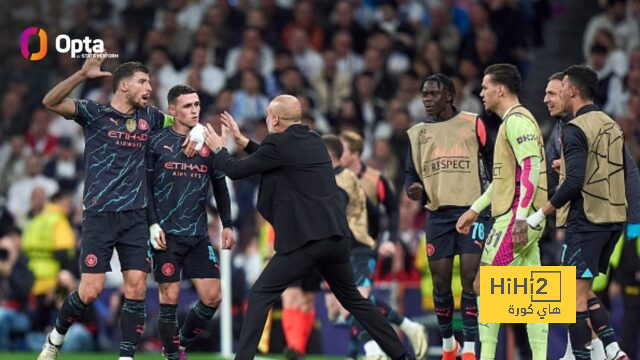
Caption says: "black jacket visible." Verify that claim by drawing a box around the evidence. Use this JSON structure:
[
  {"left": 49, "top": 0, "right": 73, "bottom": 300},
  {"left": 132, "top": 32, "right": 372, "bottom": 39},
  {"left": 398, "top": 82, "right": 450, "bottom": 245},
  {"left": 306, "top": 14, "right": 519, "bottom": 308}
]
[{"left": 213, "top": 124, "right": 348, "bottom": 254}]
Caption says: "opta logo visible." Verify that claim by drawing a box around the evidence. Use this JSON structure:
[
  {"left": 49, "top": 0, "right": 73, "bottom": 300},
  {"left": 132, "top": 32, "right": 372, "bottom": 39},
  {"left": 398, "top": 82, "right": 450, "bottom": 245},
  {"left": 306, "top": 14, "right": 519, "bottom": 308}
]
[
  {"left": 21, "top": 27, "right": 118, "bottom": 60},
  {"left": 162, "top": 263, "right": 175, "bottom": 276},
  {"left": 138, "top": 118, "right": 149, "bottom": 131},
  {"left": 20, "top": 27, "right": 47, "bottom": 61},
  {"left": 85, "top": 253, "right": 98, "bottom": 267}
]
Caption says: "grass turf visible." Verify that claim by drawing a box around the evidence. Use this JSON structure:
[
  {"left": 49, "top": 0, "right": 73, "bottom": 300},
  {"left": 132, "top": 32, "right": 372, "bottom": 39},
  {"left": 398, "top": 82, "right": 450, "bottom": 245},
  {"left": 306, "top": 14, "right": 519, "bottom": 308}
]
[{"left": 1, "top": 353, "right": 342, "bottom": 360}]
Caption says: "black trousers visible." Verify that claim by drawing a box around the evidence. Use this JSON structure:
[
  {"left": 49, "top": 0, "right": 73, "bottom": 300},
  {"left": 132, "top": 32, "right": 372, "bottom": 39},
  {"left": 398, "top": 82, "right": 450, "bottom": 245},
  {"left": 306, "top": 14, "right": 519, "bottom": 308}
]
[{"left": 235, "top": 236, "right": 407, "bottom": 359}]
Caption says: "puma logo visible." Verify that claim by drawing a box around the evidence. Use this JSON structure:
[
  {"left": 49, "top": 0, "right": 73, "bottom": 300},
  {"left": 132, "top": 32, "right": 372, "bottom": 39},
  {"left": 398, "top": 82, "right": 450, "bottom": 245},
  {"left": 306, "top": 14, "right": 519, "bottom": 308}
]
[
  {"left": 109, "top": 117, "right": 118, "bottom": 125},
  {"left": 163, "top": 145, "right": 174, "bottom": 152}
]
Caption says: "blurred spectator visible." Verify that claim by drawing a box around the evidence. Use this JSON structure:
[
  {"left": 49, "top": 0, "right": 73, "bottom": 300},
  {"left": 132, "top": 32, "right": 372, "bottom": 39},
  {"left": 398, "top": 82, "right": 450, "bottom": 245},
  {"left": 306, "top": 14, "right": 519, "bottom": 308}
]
[
  {"left": 394, "top": 72, "right": 424, "bottom": 123},
  {"left": 281, "top": 0, "right": 325, "bottom": 51},
  {"left": 43, "top": 136, "right": 83, "bottom": 193},
  {"left": 312, "top": 49, "right": 353, "bottom": 121},
  {"left": 487, "top": 0, "right": 530, "bottom": 72},
  {"left": 416, "top": 0, "right": 461, "bottom": 68},
  {"left": 363, "top": 47, "right": 397, "bottom": 100},
  {"left": 230, "top": 70, "right": 269, "bottom": 126},
  {"left": 366, "top": 137, "right": 400, "bottom": 186},
  {"left": 29, "top": 187, "right": 47, "bottom": 220},
  {"left": 225, "top": 48, "right": 260, "bottom": 91},
  {"left": 371, "top": 1, "right": 415, "bottom": 55},
  {"left": 395, "top": 0, "right": 425, "bottom": 29},
  {"left": 605, "top": 66, "right": 640, "bottom": 118},
  {"left": 0, "top": 92, "right": 26, "bottom": 139},
  {"left": 6, "top": 155, "right": 58, "bottom": 224},
  {"left": 0, "top": 232, "right": 34, "bottom": 350},
  {"left": 25, "top": 108, "right": 58, "bottom": 157},
  {"left": 329, "top": 1, "right": 370, "bottom": 54},
  {"left": 225, "top": 27, "right": 275, "bottom": 79},
  {"left": 0, "top": 134, "right": 29, "bottom": 198},
  {"left": 459, "top": 1, "right": 491, "bottom": 60},
  {"left": 451, "top": 75, "right": 483, "bottom": 114},
  {"left": 85, "top": 77, "right": 113, "bottom": 104},
  {"left": 179, "top": 46, "right": 226, "bottom": 97},
  {"left": 469, "top": 27, "right": 502, "bottom": 72},
  {"left": 584, "top": 0, "right": 640, "bottom": 59},
  {"left": 387, "top": 105, "right": 412, "bottom": 186},
  {"left": 297, "top": 94, "right": 331, "bottom": 134},
  {"left": 22, "top": 191, "right": 76, "bottom": 298},
  {"left": 288, "top": 27, "right": 324, "bottom": 80},
  {"left": 258, "top": 0, "right": 293, "bottom": 48},
  {"left": 153, "top": 9, "right": 192, "bottom": 65},
  {"left": 278, "top": 67, "right": 310, "bottom": 98},
  {"left": 351, "top": 71, "right": 388, "bottom": 156},
  {"left": 420, "top": 41, "right": 455, "bottom": 76},
  {"left": 198, "top": 7, "right": 235, "bottom": 65},
  {"left": 332, "top": 31, "right": 365, "bottom": 78}
]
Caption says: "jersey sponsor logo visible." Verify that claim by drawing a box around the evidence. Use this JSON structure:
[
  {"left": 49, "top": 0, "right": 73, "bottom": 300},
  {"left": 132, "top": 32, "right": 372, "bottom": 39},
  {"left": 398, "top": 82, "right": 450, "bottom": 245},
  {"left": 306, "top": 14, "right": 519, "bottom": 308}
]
[
  {"left": 516, "top": 134, "right": 536, "bottom": 144},
  {"left": 138, "top": 118, "right": 149, "bottom": 131},
  {"left": 164, "top": 162, "right": 208, "bottom": 173},
  {"left": 163, "top": 145, "right": 174, "bottom": 152},
  {"left": 199, "top": 145, "right": 211, "bottom": 157},
  {"left": 85, "top": 253, "right": 98, "bottom": 267},
  {"left": 107, "top": 130, "right": 148, "bottom": 147},
  {"left": 161, "top": 262, "right": 175, "bottom": 276},
  {"left": 126, "top": 118, "right": 137, "bottom": 132},
  {"left": 427, "top": 243, "right": 435, "bottom": 257}
]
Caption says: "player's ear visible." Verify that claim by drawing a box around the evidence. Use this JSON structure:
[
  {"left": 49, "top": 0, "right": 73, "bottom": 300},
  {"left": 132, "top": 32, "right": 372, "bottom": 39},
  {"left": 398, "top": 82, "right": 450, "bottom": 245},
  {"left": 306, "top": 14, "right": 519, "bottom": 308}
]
[{"left": 168, "top": 103, "right": 176, "bottom": 117}]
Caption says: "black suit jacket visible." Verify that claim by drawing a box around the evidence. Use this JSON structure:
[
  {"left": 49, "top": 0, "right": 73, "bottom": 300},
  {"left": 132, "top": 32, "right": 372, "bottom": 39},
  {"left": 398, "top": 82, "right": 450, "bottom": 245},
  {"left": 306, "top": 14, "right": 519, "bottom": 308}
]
[{"left": 213, "top": 124, "right": 348, "bottom": 254}]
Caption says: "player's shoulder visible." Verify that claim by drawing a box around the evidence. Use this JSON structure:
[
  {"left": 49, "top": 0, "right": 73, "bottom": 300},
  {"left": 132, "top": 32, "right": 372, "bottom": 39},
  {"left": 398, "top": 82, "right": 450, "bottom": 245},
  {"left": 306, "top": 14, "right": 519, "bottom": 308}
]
[{"left": 148, "top": 127, "right": 172, "bottom": 145}]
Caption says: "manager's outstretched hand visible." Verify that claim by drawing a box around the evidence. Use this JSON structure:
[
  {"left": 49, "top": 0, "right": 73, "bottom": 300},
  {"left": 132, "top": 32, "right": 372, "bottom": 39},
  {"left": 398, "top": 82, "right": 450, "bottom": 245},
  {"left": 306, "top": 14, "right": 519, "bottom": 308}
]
[
  {"left": 220, "top": 111, "right": 249, "bottom": 148},
  {"left": 204, "top": 123, "right": 227, "bottom": 150}
]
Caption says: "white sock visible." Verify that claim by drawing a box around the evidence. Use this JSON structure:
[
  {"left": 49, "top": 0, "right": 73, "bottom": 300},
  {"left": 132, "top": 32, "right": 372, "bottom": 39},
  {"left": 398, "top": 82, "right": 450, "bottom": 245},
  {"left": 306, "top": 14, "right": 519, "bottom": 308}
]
[
  {"left": 443, "top": 335, "right": 455, "bottom": 352},
  {"left": 562, "top": 331, "right": 575, "bottom": 359},
  {"left": 49, "top": 328, "right": 65, "bottom": 346},
  {"left": 118, "top": 358, "right": 133, "bottom": 360},
  {"left": 463, "top": 341, "right": 475, "bottom": 354},
  {"left": 364, "top": 340, "right": 385, "bottom": 355},
  {"left": 591, "top": 338, "right": 605, "bottom": 359},
  {"left": 605, "top": 342, "right": 622, "bottom": 359},
  {"left": 399, "top": 317, "right": 417, "bottom": 332}
]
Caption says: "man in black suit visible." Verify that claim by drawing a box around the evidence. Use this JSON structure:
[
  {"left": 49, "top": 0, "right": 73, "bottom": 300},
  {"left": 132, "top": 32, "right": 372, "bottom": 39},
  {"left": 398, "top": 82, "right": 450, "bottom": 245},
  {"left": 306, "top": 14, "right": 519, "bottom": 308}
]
[{"left": 203, "top": 95, "right": 411, "bottom": 360}]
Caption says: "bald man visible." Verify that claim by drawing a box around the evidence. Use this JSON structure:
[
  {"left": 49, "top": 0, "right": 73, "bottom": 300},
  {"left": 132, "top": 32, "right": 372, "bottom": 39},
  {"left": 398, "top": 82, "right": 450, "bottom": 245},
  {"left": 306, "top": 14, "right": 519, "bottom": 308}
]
[{"left": 203, "top": 95, "right": 412, "bottom": 360}]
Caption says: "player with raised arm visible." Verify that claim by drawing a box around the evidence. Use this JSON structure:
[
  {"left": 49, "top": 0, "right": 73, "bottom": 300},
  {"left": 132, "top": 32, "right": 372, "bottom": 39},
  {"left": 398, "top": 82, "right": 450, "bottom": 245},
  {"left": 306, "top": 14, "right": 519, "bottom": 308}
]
[{"left": 38, "top": 57, "right": 171, "bottom": 360}]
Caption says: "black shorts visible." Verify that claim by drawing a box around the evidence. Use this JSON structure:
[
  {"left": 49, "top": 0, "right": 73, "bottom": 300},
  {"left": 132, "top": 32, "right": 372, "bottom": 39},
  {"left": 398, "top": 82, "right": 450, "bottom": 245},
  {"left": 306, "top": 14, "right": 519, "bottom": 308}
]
[
  {"left": 290, "top": 268, "right": 323, "bottom": 292},
  {"left": 350, "top": 246, "right": 376, "bottom": 287},
  {"left": 426, "top": 209, "right": 491, "bottom": 261},
  {"left": 153, "top": 233, "right": 220, "bottom": 283},
  {"left": 562, "top": 230, "right": 622, "bottom": 279},
  {"left": 80, "top": 209, "right": 151, "bottom": 273}
]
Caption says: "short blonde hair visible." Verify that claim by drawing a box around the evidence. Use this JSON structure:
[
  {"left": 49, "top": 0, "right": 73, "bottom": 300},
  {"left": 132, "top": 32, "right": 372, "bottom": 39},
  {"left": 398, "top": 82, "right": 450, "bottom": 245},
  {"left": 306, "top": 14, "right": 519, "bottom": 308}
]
[{"left": 339, "top": 131, "right": 363, "bottom": 154}]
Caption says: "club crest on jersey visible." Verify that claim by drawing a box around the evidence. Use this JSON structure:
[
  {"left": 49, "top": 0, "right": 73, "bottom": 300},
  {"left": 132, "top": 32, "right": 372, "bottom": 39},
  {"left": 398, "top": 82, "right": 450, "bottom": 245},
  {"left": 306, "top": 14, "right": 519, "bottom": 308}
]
[
  {"left": 126, "top": 118, "right": 137, "bottom": 132},
  {"left": 199, "top": 145, "right": 211, "bottom": 157},
  {"left": 138, "top": 118, "right": 149, "bottom": 130}
]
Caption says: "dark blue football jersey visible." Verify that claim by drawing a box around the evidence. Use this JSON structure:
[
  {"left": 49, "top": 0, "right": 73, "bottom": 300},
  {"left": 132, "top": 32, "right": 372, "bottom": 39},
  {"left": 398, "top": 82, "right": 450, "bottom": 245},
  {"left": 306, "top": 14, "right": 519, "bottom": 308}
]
[
  {"left": 74, "top": 99, "right": 166, "bottom": 212},
  {"left": 146, "top": 127, "right": 225, "bottom": 236}
]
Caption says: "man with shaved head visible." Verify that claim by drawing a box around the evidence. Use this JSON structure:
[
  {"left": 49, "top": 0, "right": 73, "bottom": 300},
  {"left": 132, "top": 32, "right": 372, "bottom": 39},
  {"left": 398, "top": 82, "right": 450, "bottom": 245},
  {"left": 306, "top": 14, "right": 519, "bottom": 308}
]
[{"left": 203, "top": 95, "right": 413, "bottom": 360}]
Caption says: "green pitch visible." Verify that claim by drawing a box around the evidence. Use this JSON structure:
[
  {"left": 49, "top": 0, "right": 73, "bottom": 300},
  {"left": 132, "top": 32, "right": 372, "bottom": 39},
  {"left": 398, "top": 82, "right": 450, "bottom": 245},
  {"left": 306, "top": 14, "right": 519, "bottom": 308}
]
[{"left": 1, "top": 353, "right": 342, "bottom": 360}]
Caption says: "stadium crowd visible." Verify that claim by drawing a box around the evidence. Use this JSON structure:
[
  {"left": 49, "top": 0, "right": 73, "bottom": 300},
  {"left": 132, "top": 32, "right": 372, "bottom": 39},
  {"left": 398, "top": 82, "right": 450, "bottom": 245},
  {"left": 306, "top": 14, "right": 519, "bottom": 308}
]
[{"left": 0, "top": 0, "right": 639, "bottom": 358}]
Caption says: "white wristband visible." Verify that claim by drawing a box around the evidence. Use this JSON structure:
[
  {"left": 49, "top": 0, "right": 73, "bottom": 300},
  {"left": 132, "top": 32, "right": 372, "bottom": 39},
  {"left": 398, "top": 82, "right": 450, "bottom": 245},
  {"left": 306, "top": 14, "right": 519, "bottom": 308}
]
[{"left": 526, "top": 209, "right": 546, "bottom": 228}]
